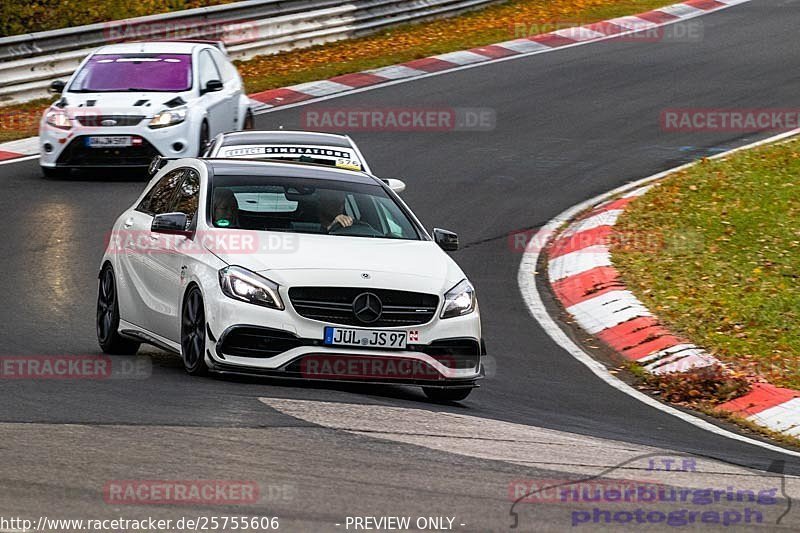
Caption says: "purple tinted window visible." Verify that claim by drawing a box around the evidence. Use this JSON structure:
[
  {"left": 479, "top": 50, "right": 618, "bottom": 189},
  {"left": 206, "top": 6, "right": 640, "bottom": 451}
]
[{"left": 69, "top": 54, "right": 193, "bottom": 92}]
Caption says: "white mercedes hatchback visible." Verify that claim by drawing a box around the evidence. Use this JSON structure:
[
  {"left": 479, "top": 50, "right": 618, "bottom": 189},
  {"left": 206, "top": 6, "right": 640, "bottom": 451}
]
[
  {"left": 97, "top": 158, "right": 484, "bottom": 401},
  {"left": 39, "top": 40, "right": 253, "bottom": 178}
]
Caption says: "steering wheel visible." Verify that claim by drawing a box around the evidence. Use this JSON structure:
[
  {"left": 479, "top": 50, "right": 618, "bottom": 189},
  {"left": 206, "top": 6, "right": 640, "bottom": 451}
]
[{"left": 328, "top": 220, "right": 377, "bottom": 235}]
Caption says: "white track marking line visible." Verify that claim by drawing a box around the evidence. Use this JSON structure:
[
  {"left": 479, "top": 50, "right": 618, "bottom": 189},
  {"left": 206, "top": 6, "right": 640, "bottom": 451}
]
[
  {"left": 286, "top": 80, "right": 353, "bottom": 97},
  {"left": 362, "top": 64, "right": 428, "bottom": 79},
  {"left": 0, "top": 136, "right": 39, "bottom": 153},
  {"left": 658, "top": 4, "right": 707, "bottom": 17},
  {"left": 553, "top": 27, "right": 606, "bottom": 41},
  {"left": 565, "top": 290, "right": 652, "bottom": 334},
  {"left": 432, "top": 50, "right": 490, "bottom": 65},
  {"left": 493, "top": 39, "right": 551, "bottom": 54},
  {"left": 639, "top": 343, "right": 701, "bottom": 364},
  {"left": 548, "top": 245, "right": 611, "bottom": 281},
  {"left": 560, "top": 209, "right": 624, "bottom": 236},
  {"left": 752, "top": 399, "right": 800, "bottom": 437},
  {"left": 606, "top": 16, "right": 658, "bottom": 30},
  {"left": 0, "top": 155, "right": 38, "bottom": 166},
  {"left": 518, "top": 128, "right": 800, "bottom": 458}
]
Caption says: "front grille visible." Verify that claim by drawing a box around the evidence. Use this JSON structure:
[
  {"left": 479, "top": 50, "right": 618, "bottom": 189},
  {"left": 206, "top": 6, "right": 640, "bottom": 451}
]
[
  {"left": 75, "top": 115, "right": 145, "bottom": 127},
  {"left": 288, "top": 287, "right": 439, "bottom": 327},
  {"left": 56, "top": 136, "right": 160, "bottom": 167},
  {"left": 217, "top": 326, "right": 303, "bottom": 359}
]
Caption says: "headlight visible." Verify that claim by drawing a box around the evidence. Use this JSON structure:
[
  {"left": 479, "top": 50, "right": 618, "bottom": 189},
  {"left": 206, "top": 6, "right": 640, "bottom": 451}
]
[
  {"left": 45, "top": 109, "right": 71, "bottom": 130},
  {"left": 440, "top": 279, "right": 476, "bottom": 319},
  {"left": 219, "top": 266, "right": 284, "bottom": 310},
  {"left": 148, "top": 107, "right": 187, "bottom": 129}
]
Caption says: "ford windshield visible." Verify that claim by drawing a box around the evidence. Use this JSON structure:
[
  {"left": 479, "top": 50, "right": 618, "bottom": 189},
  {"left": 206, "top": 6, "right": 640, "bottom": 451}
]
[{"left": 68, "top": 54, "right": 193, "bottom": 92}]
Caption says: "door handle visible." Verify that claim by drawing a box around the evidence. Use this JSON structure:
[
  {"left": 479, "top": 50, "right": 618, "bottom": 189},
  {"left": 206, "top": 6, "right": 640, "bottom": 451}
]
[{"left": 123, "top": 217, "right": 134, "bottom": 228}]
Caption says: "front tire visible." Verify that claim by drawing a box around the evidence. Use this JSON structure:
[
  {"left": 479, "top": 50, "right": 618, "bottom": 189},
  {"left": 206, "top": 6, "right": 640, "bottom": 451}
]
[
  {"left": 181, "top": 286, "right": 209, "bottom": 376},
  {"left": 423, "top": 387, "right": 472, "bottom": 403},
  {"left": 97, "top": 265, "right": 140, "bottom": 355}
]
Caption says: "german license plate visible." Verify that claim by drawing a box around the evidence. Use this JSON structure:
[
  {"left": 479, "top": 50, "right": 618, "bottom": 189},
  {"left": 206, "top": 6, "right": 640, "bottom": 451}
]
[
  {"left": 86, "top": 136, "right": 132, "bottom": 148},
  {"left": 323, "top": 327, "right": 407, "bottom": 349}
]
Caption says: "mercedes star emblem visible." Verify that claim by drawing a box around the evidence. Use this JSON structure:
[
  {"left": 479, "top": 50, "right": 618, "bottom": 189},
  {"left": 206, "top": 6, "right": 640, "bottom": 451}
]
[{"left": 352, "top": 292, "right": 382, "bottom": 324}]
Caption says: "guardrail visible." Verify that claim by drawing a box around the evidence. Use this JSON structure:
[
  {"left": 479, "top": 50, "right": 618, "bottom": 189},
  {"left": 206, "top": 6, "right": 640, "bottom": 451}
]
[{"left": 0, "top": 0, "right": 499, "bottom": 105}]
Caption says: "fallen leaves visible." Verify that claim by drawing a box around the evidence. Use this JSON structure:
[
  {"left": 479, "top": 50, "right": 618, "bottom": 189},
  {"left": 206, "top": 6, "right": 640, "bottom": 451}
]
[{"left": 639, "top": 365, "right": 751, "bottom": 406}]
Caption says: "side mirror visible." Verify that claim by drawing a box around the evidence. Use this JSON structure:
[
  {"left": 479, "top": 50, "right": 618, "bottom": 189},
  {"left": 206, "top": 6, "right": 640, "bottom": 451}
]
[
  {"left": 203, "top": 79, "right": 223, "bottom": 94},
  {"left": 382, "top": 178, "right": 406, "bottom": 194},
  {"left": 148, "top": 155, "right": 168, "bottom": 176},
  {"left": 152, "top": 212, "right": 190, "bottom": 235},
  {"left": 433, "top": 228, "right": 459, "bottom": 251},
  {"left": 49, "top": 80, "right": 66, "bottom": 94}
]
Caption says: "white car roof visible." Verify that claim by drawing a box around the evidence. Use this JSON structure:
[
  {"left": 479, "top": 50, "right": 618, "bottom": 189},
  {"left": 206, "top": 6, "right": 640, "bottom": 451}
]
[
  {"left": 221, "top": 130, "right": 350, "bottom": 140},
  {"left": 94, "top": 41, "right": 207, "bottom": 55}
]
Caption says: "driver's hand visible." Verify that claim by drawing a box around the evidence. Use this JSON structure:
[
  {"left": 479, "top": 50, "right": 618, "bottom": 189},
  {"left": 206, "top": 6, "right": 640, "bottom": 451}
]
[{"left": 330, "top": 214, "right": 353, "bottom": 229}]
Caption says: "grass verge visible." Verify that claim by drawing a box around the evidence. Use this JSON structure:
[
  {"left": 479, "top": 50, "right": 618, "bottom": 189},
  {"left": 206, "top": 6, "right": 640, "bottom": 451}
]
[
  {"left": 612, "top": 137, "right": 800, "bottom": 389},
  {"left": 0, "top": 0, "right": 673, "bottom": 144}
]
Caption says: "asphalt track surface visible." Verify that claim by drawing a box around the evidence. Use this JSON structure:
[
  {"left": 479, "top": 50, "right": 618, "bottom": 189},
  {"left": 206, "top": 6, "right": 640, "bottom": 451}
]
[{"left": 2, "top": 0, "right": 800, "bottom": 530}]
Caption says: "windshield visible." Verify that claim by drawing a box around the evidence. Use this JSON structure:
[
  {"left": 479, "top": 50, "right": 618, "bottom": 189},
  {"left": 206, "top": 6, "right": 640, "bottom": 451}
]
[
  {"left": 209, "top": 175, "right": 420, "bottom": 240},
  {"left": 69, "top": 54, "right": 193, "bottom": 92}
]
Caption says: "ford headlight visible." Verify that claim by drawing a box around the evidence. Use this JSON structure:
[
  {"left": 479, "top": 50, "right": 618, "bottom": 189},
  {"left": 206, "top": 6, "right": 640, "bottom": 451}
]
[
  {"left": 45, "top": 109, "right": 71, "bottom": 130},
  {"left": 441, "top": 279, "right": 476, "bottom": 319},
  {"left": 149, "top": 107, "right": 187, "bottom": 129},
  {"left": 219, "top": 266, "right": 284, "bottom": 310}
]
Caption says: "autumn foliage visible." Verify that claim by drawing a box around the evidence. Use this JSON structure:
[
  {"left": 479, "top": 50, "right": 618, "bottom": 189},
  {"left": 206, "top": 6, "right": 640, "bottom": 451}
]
[
  {"left": 0, "top": 1, "right": 238, "bottom": 38},
  {"left": 639, "top": 365, "right": 751, "bottom": 406}
]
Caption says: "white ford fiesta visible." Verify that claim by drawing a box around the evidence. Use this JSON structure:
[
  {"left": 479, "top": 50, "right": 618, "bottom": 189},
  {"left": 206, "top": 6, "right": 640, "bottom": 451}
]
[
  {"left": 39, "top": 40, "right": 253, "bottom": 178},
  {"left": 97, "top": 158, "right": 484, "bottom": 401}
]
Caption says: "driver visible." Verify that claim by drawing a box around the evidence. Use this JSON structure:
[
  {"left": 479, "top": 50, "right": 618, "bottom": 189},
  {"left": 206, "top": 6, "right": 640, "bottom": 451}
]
[
  {"left": 317, "top": 189, "right": 353, "bottom": 232},
  {"left": 212, "top": 188, "right": 239, "bottom": 228}
]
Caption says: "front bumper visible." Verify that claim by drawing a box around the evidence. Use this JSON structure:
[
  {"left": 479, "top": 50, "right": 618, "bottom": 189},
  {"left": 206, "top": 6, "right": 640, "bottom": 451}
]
[
  {"left": 39, "top": 121, "right": 196, "bottom": 168},
  {"left": 204, "top": 285, "right": 484, "bottom": 385}
]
